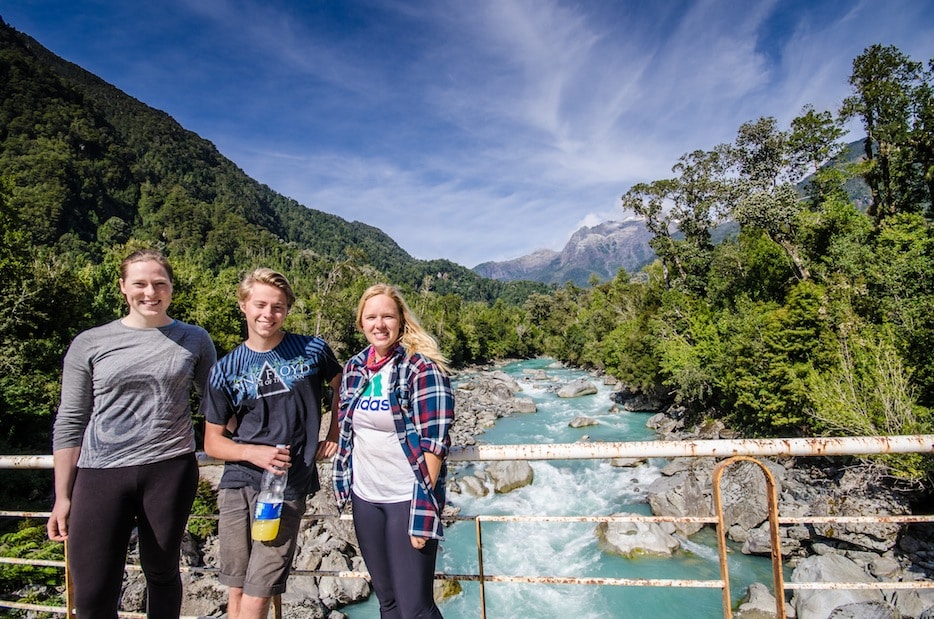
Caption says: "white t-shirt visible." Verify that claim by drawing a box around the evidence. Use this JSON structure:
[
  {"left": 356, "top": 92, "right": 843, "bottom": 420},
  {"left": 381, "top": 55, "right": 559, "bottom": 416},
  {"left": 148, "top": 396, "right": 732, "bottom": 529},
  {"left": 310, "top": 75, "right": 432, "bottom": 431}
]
[{"left": 351, "top": 362, "right": 416, "bottom": 502}]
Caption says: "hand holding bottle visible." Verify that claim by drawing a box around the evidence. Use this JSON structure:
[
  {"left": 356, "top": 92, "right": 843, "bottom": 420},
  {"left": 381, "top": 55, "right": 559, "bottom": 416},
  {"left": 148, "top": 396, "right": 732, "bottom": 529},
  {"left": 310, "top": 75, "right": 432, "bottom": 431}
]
[{"left": 252, "top": 444, "right": 288, "bottom": 541}]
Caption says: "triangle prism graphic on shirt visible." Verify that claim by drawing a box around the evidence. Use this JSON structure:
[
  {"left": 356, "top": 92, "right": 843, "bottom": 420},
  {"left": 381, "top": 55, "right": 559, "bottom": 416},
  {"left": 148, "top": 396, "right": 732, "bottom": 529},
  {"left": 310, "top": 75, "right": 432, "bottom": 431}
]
[{"left": 257, "top": 361, "right": 290, "bottom": 397}]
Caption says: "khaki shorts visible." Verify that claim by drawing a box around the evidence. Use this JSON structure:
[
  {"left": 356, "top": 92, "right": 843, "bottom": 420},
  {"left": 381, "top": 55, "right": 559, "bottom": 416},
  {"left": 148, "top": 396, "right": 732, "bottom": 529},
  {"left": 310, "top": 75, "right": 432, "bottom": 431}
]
[{"left": 217, "top": 486, "right": 307, "bottom": 598}]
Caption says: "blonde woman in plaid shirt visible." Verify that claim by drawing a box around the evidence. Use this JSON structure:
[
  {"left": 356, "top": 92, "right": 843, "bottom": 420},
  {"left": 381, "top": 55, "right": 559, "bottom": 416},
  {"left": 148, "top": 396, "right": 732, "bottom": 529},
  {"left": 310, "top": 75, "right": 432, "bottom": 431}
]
[{"left": 333, "top": 284, "right": 454, "bottom": 618}]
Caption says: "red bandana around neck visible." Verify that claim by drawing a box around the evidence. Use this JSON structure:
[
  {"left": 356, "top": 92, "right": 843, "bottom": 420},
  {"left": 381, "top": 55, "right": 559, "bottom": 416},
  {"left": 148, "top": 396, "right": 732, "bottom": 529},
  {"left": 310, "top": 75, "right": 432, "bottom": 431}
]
[{"left": 365, "top": 344, "right": 398, "bottom": 372}]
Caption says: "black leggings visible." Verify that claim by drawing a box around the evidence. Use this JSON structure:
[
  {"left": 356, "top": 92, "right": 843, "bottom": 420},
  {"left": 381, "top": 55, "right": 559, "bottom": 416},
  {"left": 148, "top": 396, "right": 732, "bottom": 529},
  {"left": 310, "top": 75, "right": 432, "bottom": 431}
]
[
  {"left": 351, "top": 492, "right": 443, "bottom": 619},
  {"left": 67, "top": 453, "right": 199, "bottom": 619}
]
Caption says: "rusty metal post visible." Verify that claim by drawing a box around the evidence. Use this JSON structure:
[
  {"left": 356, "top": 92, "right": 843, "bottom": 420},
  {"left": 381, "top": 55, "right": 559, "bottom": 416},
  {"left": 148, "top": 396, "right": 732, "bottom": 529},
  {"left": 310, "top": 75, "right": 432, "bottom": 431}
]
[
  {"left": 475, "top": 517, "right": 487, "bottom": 619},
  {"left": 712, "top": 456, "right": 786, "bottom": 619},
  {"left": 64, "top": 541, "right": 74, "bottom": 617}
]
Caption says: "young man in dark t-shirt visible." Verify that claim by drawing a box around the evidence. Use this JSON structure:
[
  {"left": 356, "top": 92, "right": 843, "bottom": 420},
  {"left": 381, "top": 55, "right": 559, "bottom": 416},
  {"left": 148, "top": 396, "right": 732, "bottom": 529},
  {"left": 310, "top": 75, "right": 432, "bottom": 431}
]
[{"left": 201, "top": 268, "right": 341, "bottom": 619}]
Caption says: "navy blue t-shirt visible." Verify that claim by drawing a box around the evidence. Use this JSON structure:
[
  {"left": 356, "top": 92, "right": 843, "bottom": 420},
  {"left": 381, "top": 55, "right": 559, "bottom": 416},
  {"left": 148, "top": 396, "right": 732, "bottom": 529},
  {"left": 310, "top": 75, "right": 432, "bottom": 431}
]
[{"left": 201, "top": 332, "right": 341, "bottom": 499}]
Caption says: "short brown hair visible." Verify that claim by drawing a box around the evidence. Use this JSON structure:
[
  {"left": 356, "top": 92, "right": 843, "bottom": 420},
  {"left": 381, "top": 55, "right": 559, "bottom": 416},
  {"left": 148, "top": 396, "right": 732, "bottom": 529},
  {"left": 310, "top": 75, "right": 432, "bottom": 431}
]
[
  {"left": 237, "top": 268, "right": 296, "bottom": 308},
  {"left": 120, "top": 249, "right": 174, "bottom": 282}
]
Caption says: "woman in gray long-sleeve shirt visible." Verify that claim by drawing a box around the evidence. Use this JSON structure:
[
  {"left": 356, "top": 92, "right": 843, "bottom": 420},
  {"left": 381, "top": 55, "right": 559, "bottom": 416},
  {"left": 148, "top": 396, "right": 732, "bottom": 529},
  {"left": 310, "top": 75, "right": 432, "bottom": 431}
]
[{"left": 47, "top": 249, "right": 216, "bottom": 619}]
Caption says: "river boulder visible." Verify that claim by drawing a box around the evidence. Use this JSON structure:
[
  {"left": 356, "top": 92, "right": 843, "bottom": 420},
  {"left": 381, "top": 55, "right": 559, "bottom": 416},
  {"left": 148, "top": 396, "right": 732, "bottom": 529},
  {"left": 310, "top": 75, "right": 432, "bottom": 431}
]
[
  {"left": 456, "top": 473, "right": 491, "bottom": 498},
  {"left": 791, "top": 553, "right": 885, "bottom": 619},
  {"left": 595, "top": 512, "right": 681, "bottom": 557},
  {"left": 808, "top": 468, "right": 907, "bottom": 553},
  {"left": 522, "top": 369, "right": 550, "bottom": 381},
  {"left": 646, "top": 458, "right": 713, "bottom": 536},
  {"left": 557, "top": 378, "right": 597, "bottom": 398},
  {"left": 734, "top": 581, "right": 787, "bottom": 618},
  {"left": 512, "top": 397, "right": 537, "bottom": 413},
  {"left": 434, "top": 578, "right": 463, "bottom": 602},
  {"left": 827, "top": 601, "right": 901, "bottom": 618},
  {"left": 486, "top": 460, "right": 534, "bottom": 494},
  {"left": 316, "top": 550, "right": 369, "bottom": 608}
]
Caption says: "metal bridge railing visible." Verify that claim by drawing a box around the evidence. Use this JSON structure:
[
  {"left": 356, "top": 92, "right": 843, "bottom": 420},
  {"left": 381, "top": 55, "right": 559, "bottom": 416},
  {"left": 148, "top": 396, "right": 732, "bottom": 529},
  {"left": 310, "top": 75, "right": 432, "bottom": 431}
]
[{"left": 2, "top": 435, "right": 934, "bottom": 618}]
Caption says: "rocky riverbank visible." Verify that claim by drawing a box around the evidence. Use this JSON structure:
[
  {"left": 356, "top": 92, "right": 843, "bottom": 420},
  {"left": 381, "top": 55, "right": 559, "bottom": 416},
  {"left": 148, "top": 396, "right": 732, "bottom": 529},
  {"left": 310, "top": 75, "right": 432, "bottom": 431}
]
[
  {"left": 116, "top": 361, "right": 934, "bottom": 619},
  {"left": 450, "top": 362, "right": 934, "bottom": 619},
  {"left": 639, "top": 414, "right": 934, "bottom": 618}
]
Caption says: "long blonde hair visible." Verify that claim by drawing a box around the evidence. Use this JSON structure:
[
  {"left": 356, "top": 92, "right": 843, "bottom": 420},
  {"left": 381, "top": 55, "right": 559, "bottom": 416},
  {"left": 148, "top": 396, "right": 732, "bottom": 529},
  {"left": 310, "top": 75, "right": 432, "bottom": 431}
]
[{"left": 356, "top": 284, "right": 450, "bottom": 374}]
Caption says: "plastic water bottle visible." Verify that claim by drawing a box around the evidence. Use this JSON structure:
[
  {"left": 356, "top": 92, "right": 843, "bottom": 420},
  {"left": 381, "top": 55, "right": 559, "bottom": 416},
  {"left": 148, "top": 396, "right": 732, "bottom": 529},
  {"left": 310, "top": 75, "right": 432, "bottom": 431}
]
[{"left": 251, "top": 445, "right": 287, "bottom": 541}]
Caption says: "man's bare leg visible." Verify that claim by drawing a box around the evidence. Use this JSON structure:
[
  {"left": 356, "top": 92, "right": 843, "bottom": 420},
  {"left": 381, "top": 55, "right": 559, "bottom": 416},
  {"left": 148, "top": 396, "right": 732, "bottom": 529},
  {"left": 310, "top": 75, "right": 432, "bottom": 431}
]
[{"left": 237, "top": 592, "right": 272, "bottom": 619}]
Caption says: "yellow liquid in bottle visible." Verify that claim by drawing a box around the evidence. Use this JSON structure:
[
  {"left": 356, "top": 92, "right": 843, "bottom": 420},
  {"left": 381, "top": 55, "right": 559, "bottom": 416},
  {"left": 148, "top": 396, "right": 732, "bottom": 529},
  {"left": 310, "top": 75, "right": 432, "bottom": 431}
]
[{"left": 251, "top": 518, "right": 280, "bottom": 541}]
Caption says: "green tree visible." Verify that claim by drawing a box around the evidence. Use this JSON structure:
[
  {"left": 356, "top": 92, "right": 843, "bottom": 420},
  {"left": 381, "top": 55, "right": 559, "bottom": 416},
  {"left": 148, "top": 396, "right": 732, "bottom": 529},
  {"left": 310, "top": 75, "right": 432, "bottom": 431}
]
[
  {"left": 787, "top": 104, "right": 848, "bottom": 205},
  {"left": 651, "top": 290, "right": 719, "bottom": 408},
  {"left": 841, "top": 44, "right": 926, "bottom": 220},
  {"left": 910, "top": 59, "right": 934, "bottom": 210},
  {"left": 863, "top": 213, "right": 934, "bottom": 407},
  {"left": 718, "top": 281, "right": 833, "bottom": 435},
  {"left": 0, "top": 180, "right": 93, "bottom": 451},
  {"left": 729, "top": 117, "right": 811, "bottom": 281},
  {"left": 807, "top": 321, "right": 932, "bottom": 481},
  {"left": 622, "top": 148, "right": 730, "bottom": 294}
]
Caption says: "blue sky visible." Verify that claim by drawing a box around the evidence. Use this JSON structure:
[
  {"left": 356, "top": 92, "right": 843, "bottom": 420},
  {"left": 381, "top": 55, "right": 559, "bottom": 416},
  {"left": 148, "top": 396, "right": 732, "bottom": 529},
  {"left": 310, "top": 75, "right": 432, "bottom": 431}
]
[{"left": 3, "top": 1, "right": 933, "bottom": 267}]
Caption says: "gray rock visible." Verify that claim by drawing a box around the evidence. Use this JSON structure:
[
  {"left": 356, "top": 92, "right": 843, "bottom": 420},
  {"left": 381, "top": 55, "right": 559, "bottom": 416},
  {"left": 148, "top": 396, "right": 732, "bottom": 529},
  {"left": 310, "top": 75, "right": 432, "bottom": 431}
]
[
  {"left": 718, "top": 460, "right": 781, "bottom": 533},
  {"left": 886, "top": 569, "right": 934, "bottom": 617},
  {"left": 318, "top": 551, "right": 369, "bottom": 607},
  {"left": 282, "top": 573, "right": 319, "bottom": 605},
  {"left": 522, "top": 369, "right": 549, "bottom": 381},
  {"left": 488, "top": 370, "right": 522, "bottom": 391},
  {"left": 595, "top": 512, "right": 680, "bottom": 557},
  {"left": 622, "top": 393, "right": 666, "bottom": 412},
  {"left": 557, "top": 378, "right": 598, "bottom": 398},
  {"left": 695, "top": 419, "right": 727, "bottom": 439},
  {"left": 459, "top": 474, "right": 491, "bottom": 498},
  {"left": 610, "top": 457, "right": 647, "bottom": 468},
  {"left": 120, "top": 571, "right": 146, "bottom": 612},
  {"left": 277, "top": 599, "right": 332, "bottom": 619},
  {"left": 646, "top": 412, "right": 685, "bottom": 436},
  {"left": 826, "top": 600, "right": 901, "bottom": 618},
  {"left": 736, "top": 581, "right": 788, "bottom": 618},
  {"left": 512, "top": 397, "right": 537, "bottom": 413},
  {"left": 792, "top": 554, "right": 884, "bottom": 619},
  {"left": 486, "top": 460, "right": 534, "bottom": 494},
  {"left": 868, "top": 557, "right": 901, "bottom": 580},
  {"left": 646, "top": 458, "right": 713, "bottom": 536},
  {"left": 808, "top": 469, "right": 906, "bottom": 553},
  {"left": 743, "top": 521, "right": 802, "bottom": 556},
  {"left": 569, "top": 416, "right": 599, "bottom": 428},
  {"left": 645, "top": 412, "right": 670, "bottom": 430},
  {"left": 180, "top": 573, "right": 226, "bottom": 617}
]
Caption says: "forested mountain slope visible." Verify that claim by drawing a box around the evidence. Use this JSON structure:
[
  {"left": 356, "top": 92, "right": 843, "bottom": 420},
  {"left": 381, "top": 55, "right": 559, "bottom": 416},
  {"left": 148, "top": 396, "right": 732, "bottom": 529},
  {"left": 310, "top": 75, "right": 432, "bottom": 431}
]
[{"left": 0, "top": 16, "right": 544, "bottom": 302}]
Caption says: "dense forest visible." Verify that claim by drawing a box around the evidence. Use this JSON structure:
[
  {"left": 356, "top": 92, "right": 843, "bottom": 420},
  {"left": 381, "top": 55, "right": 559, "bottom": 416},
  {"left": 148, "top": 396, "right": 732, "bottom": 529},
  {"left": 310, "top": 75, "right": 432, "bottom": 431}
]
[{"left": 2, "top": 18, "right": 934, "bottom": 489}]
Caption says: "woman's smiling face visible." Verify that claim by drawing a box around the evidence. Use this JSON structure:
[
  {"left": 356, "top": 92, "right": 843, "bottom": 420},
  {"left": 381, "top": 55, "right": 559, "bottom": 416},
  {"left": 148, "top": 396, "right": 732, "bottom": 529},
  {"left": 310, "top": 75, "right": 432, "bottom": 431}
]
[
  {"left": 119, "top": 259, "right": 173, "bottom": 327},
  {"left": 360, "top": 293, "right": 401, "bottom": 357}
]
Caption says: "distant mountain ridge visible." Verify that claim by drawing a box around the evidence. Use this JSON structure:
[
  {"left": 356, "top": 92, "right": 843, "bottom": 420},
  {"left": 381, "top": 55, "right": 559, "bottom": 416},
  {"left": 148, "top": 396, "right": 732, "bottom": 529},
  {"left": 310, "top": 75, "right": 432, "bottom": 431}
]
[
  {"left": 474, "top": 219, "right": 655, "bottom": 286},
  {"left": 475, "top": 138, "right": 870, "bottom": 287}
]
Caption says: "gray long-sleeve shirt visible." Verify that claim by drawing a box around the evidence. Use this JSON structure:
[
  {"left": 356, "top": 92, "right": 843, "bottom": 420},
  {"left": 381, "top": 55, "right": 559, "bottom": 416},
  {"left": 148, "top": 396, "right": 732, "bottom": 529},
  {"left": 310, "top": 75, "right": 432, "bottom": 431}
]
[{"left": 53, "top": 319, "right": 216, "bottom": 468}]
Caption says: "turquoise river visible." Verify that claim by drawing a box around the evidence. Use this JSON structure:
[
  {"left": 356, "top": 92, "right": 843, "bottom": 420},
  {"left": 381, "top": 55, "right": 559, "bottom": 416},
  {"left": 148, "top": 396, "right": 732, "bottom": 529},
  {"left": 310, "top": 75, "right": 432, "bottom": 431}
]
[{"left": 344, "top": 358, "right": 778, "bottom": 618}]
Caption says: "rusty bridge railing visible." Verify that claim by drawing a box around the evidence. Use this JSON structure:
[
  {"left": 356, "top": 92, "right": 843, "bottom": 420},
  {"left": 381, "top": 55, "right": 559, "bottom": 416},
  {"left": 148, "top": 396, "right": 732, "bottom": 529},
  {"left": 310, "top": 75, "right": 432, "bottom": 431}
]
[{"left": 2, "top": 435, "right": 934, "bottom": 618}]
